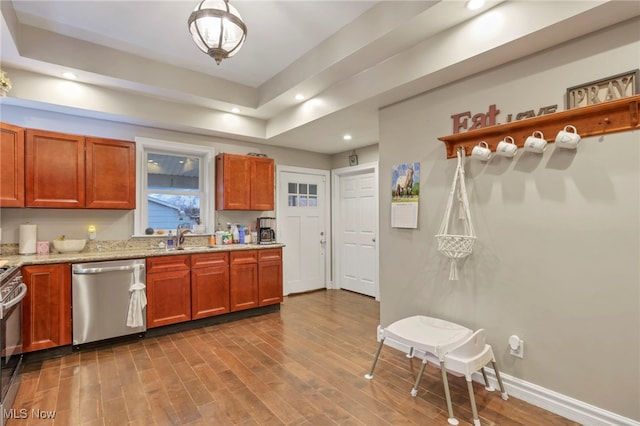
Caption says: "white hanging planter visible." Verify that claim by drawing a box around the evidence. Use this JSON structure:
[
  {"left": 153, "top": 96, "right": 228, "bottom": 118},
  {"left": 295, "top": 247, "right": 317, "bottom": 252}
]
[{"left": 435, "top": 148, "right": 476, "bottom": 280}]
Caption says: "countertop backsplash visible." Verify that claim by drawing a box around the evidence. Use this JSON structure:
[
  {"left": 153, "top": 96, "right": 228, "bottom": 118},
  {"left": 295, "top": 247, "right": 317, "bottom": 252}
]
[{"left": 1, "top": 235, "right": 212, "bottom": 256}]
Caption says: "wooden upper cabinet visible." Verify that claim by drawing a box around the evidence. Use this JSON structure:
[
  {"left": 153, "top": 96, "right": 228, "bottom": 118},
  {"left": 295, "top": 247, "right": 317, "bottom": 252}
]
[
  {"left": 20, "top": 128, "right": 135, "bottom": 209},
  {"left": 251, "top": 156, "right": 275, "bottom": 211},
  {"left": 25, "top": 129, "right": 85, "bottom": 208},
  {"left": 216, "top": 153, "right": 274, "bottom": 210},
  {"left": 0, "top": 122, "right": 25, "bottom": 207},
  {"left": 216, "top": 153, "right": 251, "bottom": 210},
  {"left": 85, "top": 137, "right": 135, "bottom": 209}
]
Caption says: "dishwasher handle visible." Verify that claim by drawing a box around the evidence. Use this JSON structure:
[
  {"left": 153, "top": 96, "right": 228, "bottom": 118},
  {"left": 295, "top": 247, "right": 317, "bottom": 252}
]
[{"left": 73, "top": 264, "right": 145, "bottom": 275}]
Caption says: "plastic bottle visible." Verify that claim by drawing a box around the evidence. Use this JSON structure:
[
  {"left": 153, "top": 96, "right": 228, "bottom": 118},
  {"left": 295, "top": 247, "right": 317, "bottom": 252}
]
[
  {"left": 238, "top": 225, "right": 245, "bottom": 244},
  {"left": 167, "top": 230, "right": 174, "bottom": 250},
  {"left": 232, "top": 225, "right": 239, "bottom": 244}
]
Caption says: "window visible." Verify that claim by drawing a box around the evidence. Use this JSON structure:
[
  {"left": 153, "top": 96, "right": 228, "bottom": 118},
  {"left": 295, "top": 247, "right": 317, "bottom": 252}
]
[
  {"left": 134, "top": 138, "right": 214, "bottom": 236},
  {"left": 288, "top": 182, "right": 318, "bottom": 207}
]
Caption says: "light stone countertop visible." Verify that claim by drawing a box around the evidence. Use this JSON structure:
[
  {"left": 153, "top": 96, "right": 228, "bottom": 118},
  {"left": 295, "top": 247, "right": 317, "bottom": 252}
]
[{"left": 2, "top": 243, "right": 285, "bottom": 268}]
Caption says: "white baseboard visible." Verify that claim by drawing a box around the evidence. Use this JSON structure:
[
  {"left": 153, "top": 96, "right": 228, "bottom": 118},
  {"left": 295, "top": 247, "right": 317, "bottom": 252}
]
[
  {"left": 376, "top": 333, "right": 639, "bottom": 426},
  {"left": 478, "top": 369, "right": 639, "bottom": 426}
]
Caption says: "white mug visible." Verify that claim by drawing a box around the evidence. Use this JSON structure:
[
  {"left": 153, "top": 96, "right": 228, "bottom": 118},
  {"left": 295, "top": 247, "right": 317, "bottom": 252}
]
[
  {"left": 471, "top": 141, "right": 492, "bottom": 161},
  {"left": 495, "top": 136, "right": 518, "bottom": 157},
  {"left": 524, "top": 131, "right": 547, "bottom": 153},
  {"left": 555, "top": 125, "right": 581, "bottom": 149}
]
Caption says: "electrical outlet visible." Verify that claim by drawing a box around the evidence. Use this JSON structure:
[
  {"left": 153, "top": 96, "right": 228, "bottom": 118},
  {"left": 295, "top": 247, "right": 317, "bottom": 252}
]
[{"left": 510, "top": 339, "right": 524, "bottom": 358}]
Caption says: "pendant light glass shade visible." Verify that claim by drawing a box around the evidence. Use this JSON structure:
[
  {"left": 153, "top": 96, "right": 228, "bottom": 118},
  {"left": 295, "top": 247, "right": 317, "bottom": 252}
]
[{"left": 188, "top": 0, "right": 247, "bottom": 65}]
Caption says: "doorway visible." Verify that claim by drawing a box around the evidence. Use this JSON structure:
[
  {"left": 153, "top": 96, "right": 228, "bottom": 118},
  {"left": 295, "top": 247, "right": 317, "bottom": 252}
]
[
  {"left": 332, "top": 162, "right": 379, "bottom": 299},
  {"left": 277, "top": 166, "right": 330, "bottom": 295}
]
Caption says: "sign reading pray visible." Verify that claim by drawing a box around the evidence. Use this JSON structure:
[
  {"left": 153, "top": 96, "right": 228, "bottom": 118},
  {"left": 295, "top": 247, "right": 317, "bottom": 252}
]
[{"left": 566, "top": 70, "right": 638, "bottom": 109}]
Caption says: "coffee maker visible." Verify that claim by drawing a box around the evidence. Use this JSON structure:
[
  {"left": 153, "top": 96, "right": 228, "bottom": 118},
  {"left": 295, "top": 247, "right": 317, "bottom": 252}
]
[{"left": 257, "top": 217, "right": 276, "bottom": 244}]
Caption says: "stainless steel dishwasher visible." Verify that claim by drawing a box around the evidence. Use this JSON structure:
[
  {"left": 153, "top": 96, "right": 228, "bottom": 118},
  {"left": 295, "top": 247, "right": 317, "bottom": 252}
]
[{"left": 72, "top": 258, "right": 146, "bottom": 345}]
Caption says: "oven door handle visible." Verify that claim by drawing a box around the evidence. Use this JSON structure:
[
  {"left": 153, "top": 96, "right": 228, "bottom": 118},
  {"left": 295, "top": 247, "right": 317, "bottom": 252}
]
[{"left": 2, "top": 282, "right": 27, "bottom": 312}]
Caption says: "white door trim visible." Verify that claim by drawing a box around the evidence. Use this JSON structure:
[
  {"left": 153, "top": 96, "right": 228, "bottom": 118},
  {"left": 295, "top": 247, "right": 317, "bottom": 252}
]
[
  {"left": 276, "top": 165, "right": 332, "bottom": 290},
  {"left": 331, "top": 161, "right": 379, "bottom": 300}
]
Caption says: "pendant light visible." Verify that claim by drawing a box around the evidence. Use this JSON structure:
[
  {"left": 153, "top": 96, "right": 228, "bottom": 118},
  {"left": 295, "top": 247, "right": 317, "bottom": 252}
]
[{"left": 188, "top": 0, "right": 247, "bottom": 65}]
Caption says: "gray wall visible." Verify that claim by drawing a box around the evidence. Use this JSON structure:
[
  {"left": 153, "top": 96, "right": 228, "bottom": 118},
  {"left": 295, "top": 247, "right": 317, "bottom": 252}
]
[
  {"left": 330, "top": 144, "right": 379, "bottom": 169},
  {"left": 0, "top": 105, "right": 331, "bottom": 243},
  {"left": 378, "top": 18, "right": 639, "bottom": 420}
]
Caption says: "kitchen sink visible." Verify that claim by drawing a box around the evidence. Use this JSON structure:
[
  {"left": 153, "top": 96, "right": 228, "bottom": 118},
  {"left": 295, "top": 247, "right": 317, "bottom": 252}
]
[{"left": 178, "top": 246, "right": 212, "bottom": 251}]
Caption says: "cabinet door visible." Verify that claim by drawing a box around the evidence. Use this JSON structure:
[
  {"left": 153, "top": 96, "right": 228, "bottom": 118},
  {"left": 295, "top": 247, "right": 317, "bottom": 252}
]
[
  {"left": 22, "top": 264, "right": 72, "bottom": 352},
  {"left": 230, "top": 263, "right": 258, "bottom": 311},
  {"left": 250, "top": 157, "right": 275, "bottom": 210},
  {"left": 191, "top": 265, "right": 230, "bottom": 319},
  {"left": 0, "top": 123, "right": 25, "bottom": 207},
  {"left": 216, "top": 153, "right": 251, "bottom": 210},
  {"left": 146, "top": 269, "right": 191, "bottom": 328},
  {"left": 230, "top": 251, "right": 258, "bottom": 311},
  {"left": 85, "top": 137, "right": 136, "bottom": 209},
  {"left": 25, "top": 129, "right": 85, "bottom": 208},
  {"left": 258, "top": 249, "right": 283, "bottom": 306}
]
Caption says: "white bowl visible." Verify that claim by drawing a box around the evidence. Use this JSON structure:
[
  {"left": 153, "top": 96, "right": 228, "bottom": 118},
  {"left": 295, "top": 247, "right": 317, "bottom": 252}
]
[{"left": 52, "top": 239, "right": 86, "bottom": 253}]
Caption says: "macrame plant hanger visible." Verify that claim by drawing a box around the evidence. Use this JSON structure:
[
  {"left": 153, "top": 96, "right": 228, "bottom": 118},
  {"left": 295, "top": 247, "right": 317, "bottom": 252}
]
[{"left": 435, "top": 148, "right": 476, "bottom": 280}]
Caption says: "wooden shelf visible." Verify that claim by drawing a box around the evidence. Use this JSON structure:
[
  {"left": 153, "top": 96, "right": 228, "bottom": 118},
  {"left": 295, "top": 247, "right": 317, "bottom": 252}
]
[{"left": 438, "top": 95, "right": 640, "bottom": 158}]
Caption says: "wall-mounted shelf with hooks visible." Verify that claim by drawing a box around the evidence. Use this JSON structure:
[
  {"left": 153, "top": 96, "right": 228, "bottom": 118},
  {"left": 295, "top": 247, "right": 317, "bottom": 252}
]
[{"left": 438, "top": 95, "right": 640, "bottom": 158}]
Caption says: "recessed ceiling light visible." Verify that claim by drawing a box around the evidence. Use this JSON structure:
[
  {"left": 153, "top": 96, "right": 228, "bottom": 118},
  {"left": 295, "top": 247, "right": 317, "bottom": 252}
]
[
  {"left": 343, "top": 134, "right": 352, "bottom": 141},
  {"left": 295, "top": 94, "right": 304, "bottom": 101},
  {"left": 62, "top": 72, "right": 77, "bottom": 80},
  {"left": 465, "top": 0, "right": 485, "bottom": 10},
  {"left": 231, "top": 107, "right": 240, "bottom": 113}
]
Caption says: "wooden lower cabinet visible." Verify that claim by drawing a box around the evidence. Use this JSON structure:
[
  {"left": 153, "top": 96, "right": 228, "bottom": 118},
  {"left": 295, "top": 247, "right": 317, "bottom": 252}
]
[
  {"left": 146, "top": 255, "right": 191, "bottom": 328},
  {"left": 230, "top": 251, "right": 259, "bottom": 311},
  {"left": 191, "top": 252, "right": 230, "bottom": 319},
  {"left": 22, "top": 264, "right": 72, "bottom": 352},
  {"left": 149, "top": 250, "right": 280, "bottom": 320},
  {"left": 258, "top": 248, "right": 283, "bottom": 306}
]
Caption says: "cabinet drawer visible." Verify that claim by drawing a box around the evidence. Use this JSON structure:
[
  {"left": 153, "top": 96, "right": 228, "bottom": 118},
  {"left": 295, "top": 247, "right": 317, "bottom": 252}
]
[
  {"left": 146, "top": 255, "right": 190, "bottom": 273},
  {"left": 191, "top": 252, "right": 229, "bottom": 269},
  {"left": 230, "top": 250, "right": 258, "bottom": 265},
  {"left": 258, "top": 248, "right": 282, "bottom": 262}
]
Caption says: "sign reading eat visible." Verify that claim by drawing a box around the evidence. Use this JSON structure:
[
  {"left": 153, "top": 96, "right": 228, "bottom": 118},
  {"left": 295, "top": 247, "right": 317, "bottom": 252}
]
[{"left": 450, "top": 104, "right": 557, "bottom": 134}]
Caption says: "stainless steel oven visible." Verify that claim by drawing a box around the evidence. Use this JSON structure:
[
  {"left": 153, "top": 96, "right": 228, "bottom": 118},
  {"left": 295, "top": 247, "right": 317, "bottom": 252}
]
[{"left": 0, "top": 266, "right": 27, "bottom": 426}]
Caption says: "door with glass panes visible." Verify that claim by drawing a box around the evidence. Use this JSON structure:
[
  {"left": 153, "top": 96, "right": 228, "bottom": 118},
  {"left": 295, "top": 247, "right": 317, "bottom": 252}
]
[{"left": 278, "top": 170, "right": 327, "bottom": 295}]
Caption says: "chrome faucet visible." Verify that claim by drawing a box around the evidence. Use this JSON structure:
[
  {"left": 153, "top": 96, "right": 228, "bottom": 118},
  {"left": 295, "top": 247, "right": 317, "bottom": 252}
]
[{"left": 176, "top": 225, "right": 191, "bottom": 249}]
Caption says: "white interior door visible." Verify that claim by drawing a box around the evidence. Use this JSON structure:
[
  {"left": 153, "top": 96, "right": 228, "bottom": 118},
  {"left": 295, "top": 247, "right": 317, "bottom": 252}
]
[
  {"left": 277, "top": 167, "right": 329, "bottom": 295},
  {"left": 332, "top": 163, "right": 379, "bottom": 298}
]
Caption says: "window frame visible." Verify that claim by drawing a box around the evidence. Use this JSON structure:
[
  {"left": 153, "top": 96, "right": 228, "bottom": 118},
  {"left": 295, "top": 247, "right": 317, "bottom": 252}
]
[{"left": 134, "top": 137, "right": 215, "bottom": 236}]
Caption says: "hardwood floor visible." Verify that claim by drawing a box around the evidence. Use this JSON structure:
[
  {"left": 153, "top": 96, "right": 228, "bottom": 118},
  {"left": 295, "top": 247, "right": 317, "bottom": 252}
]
[{"left": 10, "top": 290, "right": 580, "bottom": 425}]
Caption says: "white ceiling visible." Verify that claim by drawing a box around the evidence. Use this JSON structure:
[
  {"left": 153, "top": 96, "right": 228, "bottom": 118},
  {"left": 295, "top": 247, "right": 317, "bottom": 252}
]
[{"left": 1, "top": 0, "right": 639, "bottom": 154}]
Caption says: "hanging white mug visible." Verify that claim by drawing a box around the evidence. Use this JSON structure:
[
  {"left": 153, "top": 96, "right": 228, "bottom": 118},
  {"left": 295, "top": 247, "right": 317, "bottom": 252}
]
[
  {"left": 496, "top": 136, "right": 518, "bottom": 157},
  {"left": 524, "top": 131, "right": 547, "bottom": 153},
  {"left": 555, "top": 125, "right": 581, "bottom": 149},
  {"left": 471, "top": 141, "right": 492, "bottom": 161}
]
